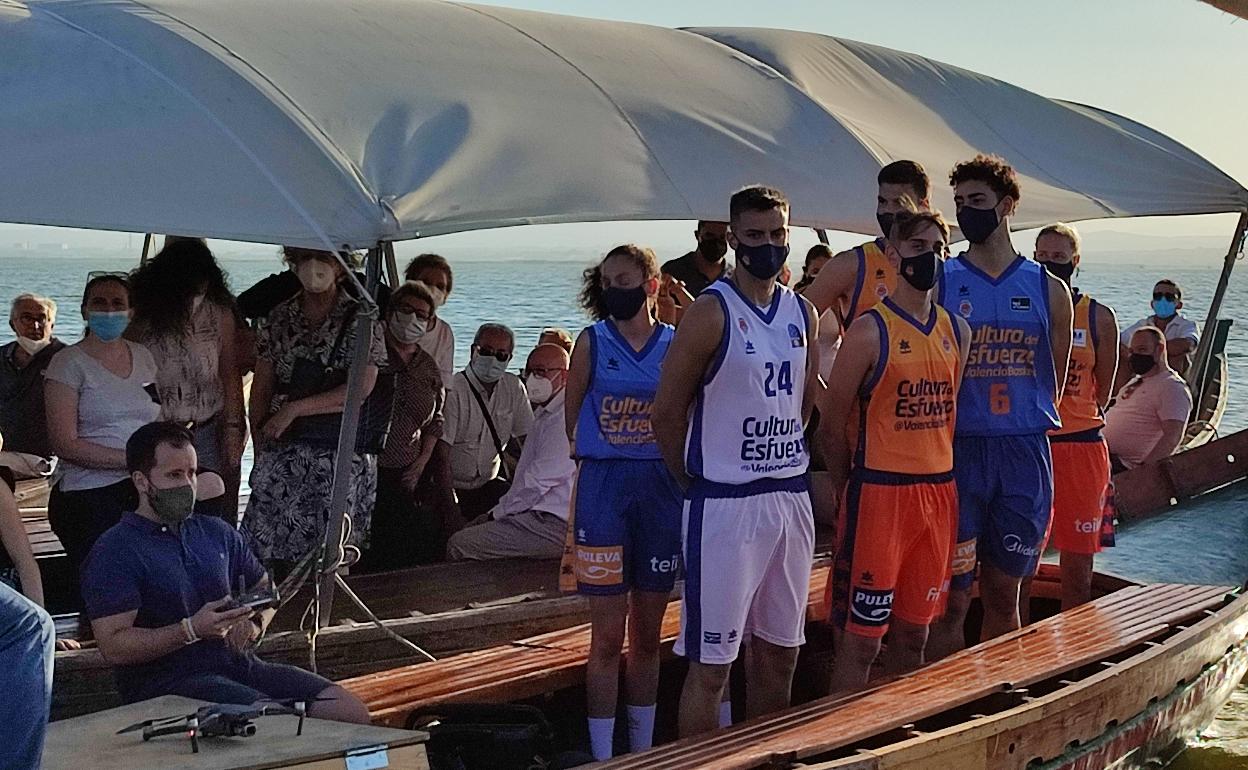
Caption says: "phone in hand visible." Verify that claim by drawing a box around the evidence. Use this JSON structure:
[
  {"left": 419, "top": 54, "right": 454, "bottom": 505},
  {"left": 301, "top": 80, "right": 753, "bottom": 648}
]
[{"left": 231, "top": 583, "right": 280, "bottom": 611}]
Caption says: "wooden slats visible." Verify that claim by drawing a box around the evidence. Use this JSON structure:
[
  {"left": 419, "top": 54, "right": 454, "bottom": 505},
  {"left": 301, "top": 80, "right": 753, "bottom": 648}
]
[
  {"left": 598, "top": 583, "right": 1232, "bottom": 770},
  {"left": 344, "top": 565, "right": 834, "bottom": 727},
  {"left": 24, "top": 516, "right": 64, "bottom": 558}
]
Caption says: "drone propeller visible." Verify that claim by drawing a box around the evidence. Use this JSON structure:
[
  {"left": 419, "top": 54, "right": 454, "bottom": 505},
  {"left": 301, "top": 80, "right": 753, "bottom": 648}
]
[{"left": 117, "top": 715, "right": 187, "bottom": 735}]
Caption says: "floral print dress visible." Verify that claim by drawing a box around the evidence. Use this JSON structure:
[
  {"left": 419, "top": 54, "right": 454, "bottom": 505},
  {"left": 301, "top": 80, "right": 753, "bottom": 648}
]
[{"left": 241, "top": 290, "right": 386, "bottom": 564}]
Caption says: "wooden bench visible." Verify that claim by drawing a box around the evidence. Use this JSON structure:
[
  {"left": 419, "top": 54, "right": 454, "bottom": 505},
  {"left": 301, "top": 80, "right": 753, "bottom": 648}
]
[
  {"left": 597, "top": 582, "right": 1233, "bottom": 769},
  {"left": 346, "top": 565, "right": 835, "bottom": 728}
]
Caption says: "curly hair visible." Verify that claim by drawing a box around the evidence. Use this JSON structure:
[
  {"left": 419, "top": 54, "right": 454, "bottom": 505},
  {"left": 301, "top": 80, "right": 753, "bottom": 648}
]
[
  {"left": 579, "top": 244, "right": 660, "bottom": 321},
  {"left": 949, "top": 154, "right": 1021, "bottom": 203},
  {"left": 128, "top": 240, "right": 233, "bottom": 334}
]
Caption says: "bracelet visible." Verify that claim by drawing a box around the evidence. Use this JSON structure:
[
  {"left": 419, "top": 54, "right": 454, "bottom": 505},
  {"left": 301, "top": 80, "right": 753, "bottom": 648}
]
[{"left": 181, "top": 617, "right": 199, "bottom": 645}]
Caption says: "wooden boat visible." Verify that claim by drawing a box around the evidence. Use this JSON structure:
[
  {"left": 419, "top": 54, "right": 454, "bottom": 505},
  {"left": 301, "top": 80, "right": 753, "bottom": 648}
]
[{"left": 339, "top": 566, "right": 1247, "bottom": 770}]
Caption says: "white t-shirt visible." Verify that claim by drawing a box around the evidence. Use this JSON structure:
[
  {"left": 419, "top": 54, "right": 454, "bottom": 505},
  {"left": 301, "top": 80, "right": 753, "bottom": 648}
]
[
  {"left": 44, "top": 342, "right": 161, "bottom": 491},
  {"left": 441, "top": 367, "right": 534, "bottom": 490},
  {"left": 418, "top": 317, "right": 456, "bottom": 387},
  {"left": 1119, "top": 314, "right": 1199, "bottom": 348},
  {"left": 1104, "top": 370, "right": 1193, "bottom": 469}
]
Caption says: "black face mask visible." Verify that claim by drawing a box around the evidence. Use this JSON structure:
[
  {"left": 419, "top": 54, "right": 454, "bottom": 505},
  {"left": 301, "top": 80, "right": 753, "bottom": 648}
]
[
  {"left": 736, "top": 242, "right": 790, "bottom": 281},
  {"left": 876, "top": 212, "right": 895, "bottom": 239},
  {"left": 898, "top": 250, "right": 940, "bottom": 291},
  {"left": 698, "top": 237, "right": 728, "bottom": 262},
  {"left": 1041, "top": 260, "right": 1075, "bottom": 286},
  {"left": 603, "top": 284, "right": 648, "bottom": 321},
  {"left": 956, "top": 204, "right": 1001, "bottom": 245},
  {"left": 1128, "top": 353, "right": 1156, "bottom": 376}
]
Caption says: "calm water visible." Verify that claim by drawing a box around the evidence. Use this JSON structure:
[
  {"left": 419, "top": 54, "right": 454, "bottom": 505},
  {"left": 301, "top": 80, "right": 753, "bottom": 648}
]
[{"left": 3, "top": 253, "right": 1247, "bottom": 764}]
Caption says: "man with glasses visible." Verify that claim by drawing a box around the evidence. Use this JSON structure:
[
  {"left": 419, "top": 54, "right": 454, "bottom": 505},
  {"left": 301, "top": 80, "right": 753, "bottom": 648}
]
[
  {"left": 440, "top": 323, "right": 534, "bottom": 523},
  {"left": 0, "top": 293, "right": 64, "bottom": 461},
  {"left": 447, "top": 343, "right": 573, "bottom": 560},
  {"left": 1118, "top": 279, "right": 1200, "bottom": 380}
]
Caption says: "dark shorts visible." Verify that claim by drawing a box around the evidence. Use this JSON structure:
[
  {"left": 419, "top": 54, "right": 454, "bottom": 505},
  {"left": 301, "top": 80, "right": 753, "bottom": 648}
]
[
  {"left": 572, "top": 459, "right": 683, "bottom": 596},
  {"left": 130, "top": 653, "right": 335, "bottom": 706},
  {"left": 951, "top": 433, "right": 1053, "bottom": 589}
]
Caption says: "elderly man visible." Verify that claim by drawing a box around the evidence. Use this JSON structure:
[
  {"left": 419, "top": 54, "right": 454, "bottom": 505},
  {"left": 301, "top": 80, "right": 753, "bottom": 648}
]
[
  {"left": 447, "top": 344, "right": 572, "bottom": 560},
  {"left": 82, "top": 422, "right": 369, "bottom": 721},
  {"left": 1105, "top": 327, "right": 1192, "bottom": 471},
  {"left": 441, "top": 323, "right": 534, "bottom": 523},
  {"left": 0, "top": 293, "right": 65, "bottom": 461}
]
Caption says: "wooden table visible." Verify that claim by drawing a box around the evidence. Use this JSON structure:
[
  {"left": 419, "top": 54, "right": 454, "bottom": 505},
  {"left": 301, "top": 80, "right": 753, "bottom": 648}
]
[{"left": 43, "top": 695, "right": 429, "bottom": 770}]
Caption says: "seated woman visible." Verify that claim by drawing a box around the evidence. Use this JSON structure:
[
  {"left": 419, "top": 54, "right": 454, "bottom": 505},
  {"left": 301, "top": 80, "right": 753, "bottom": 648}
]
[{"left": 44, "top": 273, "right": 161, "bottom": 603}]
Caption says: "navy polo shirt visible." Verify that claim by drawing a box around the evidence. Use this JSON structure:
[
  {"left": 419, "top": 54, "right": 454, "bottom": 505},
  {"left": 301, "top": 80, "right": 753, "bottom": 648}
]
[{"left": 81, "top": 512, "right": 265, "bottom": 699}]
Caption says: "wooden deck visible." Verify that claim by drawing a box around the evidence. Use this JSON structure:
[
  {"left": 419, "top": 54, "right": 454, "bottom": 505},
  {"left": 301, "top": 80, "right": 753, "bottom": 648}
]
[{"left": 597, "top": 582, "right": 1235, "bottom": 770}]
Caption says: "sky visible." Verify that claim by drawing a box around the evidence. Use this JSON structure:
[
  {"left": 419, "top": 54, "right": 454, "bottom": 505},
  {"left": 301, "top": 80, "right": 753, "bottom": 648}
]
[{"left": 4, "top": 0, "right": 1246, "bottom": 262}]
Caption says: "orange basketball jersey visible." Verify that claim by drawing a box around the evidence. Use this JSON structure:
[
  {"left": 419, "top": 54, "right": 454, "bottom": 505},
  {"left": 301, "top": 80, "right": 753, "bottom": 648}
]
[
  {"left": 845, "top": 238, "right": 898, "bottom": 324},
  {"left": 1055, "top": 293, "right": 1105, "bottom": 436},
  {"left": 856, "top": 298, "right": 961, "bottom": 476}
]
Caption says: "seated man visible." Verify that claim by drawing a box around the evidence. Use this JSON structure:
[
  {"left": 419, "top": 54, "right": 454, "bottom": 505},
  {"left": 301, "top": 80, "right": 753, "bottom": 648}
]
[
  {"left": 81, "top": 422, "right": 368, "bottom": 722},
  {"left": 0, "top": 293, "right": 65, "bottom": 462},
  {"left": 447, "top": 344, "right": 573, "bottom": 561},
  {"left": 1118, "top": 279, "right": 1199, "bottom": 379},
  {"left": 1105, "top": 327, "right": 1192, "bottom": 471},
  {"left": 441, "top": 323, "right": 534, "bottom": 522}
]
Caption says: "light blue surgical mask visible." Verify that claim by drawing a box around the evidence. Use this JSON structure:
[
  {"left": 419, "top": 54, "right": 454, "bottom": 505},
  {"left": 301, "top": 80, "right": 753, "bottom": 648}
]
[
  {"left": 88, "top": 311, "right": 129, "bottom": 342},
  {"left": 1152, "top": 298, "right": 1177, "bottom": 319},
  {"left": 470, "top": 353, "right": 508, "bottom": 384}
]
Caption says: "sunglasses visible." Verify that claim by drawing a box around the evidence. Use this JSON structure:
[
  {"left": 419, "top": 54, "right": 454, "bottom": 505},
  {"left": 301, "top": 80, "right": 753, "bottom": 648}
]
[
  {"left": 474, "top": 346, "right": 512, "bottom": 362},
  {"left": 1152, "top": 292, "right": 1178, "bottom": 302},
  {"left": 87, "top": 270, "right": 130, "bottom": 282},
  {"left": 525, "top": 366, "right": 567, "bottom": 378}
]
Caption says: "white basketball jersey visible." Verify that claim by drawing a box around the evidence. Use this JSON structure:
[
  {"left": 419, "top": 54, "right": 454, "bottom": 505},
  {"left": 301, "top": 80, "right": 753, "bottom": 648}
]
[{"left": 685, "top": 279, "right": 811, "bottom": 484}]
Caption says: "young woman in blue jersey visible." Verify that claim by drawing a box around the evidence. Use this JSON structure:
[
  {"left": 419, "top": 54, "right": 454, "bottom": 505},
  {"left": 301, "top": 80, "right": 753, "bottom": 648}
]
[{"left": 564, "top": 244, "right": 681, "bottom": 761}]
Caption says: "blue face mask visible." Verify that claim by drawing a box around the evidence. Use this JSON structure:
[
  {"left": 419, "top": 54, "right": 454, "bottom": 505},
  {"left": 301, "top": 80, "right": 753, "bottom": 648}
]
[
  {"left": 736, "top": 242, "right": 790, "bottom": 281},
  {"left": 87, "top": 311, "right": 129, "bottom": 342},
  {"left": 1152, "top": 298, "right": 1177, "bottom": 319}
]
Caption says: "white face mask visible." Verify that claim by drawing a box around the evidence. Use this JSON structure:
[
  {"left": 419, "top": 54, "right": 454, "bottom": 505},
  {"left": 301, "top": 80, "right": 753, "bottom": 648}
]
[
  {"left": 295, "top": 260, "right": 337, "bottom": 294},
  {"left": 14, "top": 335, "right": 51, "bottom": 355},
  {"left": 525, "top": 374, "right": 553, "bottom": 405},
  {"left": 388, "top": 311, "right": 428, "bottom": 345},
  {"left": 470, "top": 352, "right": 509, "bottom": 384}
]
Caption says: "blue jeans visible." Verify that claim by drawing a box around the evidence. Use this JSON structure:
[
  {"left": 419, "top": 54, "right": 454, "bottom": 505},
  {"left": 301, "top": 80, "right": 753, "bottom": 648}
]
[{"left": 0, "top": 582, "right": 54, "bottom": 770}]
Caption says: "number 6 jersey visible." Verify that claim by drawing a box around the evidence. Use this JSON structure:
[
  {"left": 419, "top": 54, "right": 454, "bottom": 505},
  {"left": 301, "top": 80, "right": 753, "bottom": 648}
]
[
  {"left": 937, "top": 254, "right": 1060, "bottom": 437},
  {"left": 685, "top": 279, "right": 811, "bottom": 484}
]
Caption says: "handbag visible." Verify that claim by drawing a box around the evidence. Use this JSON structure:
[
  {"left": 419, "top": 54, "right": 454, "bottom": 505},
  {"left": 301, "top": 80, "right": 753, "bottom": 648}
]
[{"left": 277, "top": 304, "right": 394, "bottom": 455}]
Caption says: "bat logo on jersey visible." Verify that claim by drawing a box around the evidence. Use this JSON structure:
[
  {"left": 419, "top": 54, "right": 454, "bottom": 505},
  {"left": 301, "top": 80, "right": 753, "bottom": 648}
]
[
  {"left": 958, "top": 299, "right": 973, "bottom": 318},
  {"left": 850, "top": 587, "right": 893, "bottom": 626},
  {"left": 942, "top": 336, "right": 953, "bottom": 353},
  {"left": 738, "top": 317, "right": 749, "bottom": 334}
]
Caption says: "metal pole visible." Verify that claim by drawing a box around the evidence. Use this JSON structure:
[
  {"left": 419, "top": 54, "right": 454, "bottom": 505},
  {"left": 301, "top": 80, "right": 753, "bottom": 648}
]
[
  {"left": 384, "top": 242, "right": 400, "bottom": 288},
  {"left": 316, "top": 245, "right": 383, "bottom": 627},
  {"left": 139, "top": 233, "right": 153, "bottom": 265},
  {"left": 815, "top": 228, "right": 830, "bottom": 245},
  {"left": 1187, "top": 210, "right": 1247, "bottom": 394}
]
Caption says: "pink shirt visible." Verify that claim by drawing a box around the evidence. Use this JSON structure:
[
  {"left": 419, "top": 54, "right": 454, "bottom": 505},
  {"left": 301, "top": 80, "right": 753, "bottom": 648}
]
[{"left": 1104, "top": 370, "right": 1192, "bottom": 468}]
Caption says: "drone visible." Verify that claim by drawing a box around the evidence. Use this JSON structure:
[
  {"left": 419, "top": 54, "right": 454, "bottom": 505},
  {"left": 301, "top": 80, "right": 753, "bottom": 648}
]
[{"left": 117, "top": 698, "right": 326, "bottom": 753}]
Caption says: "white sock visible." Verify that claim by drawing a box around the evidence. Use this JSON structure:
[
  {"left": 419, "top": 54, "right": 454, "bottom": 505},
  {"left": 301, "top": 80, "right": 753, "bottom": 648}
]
[
  {"left": 588, "top": 717, "right": 615, "bottom": 761},
  {"left": 719, "top": 699, "right": 733, "bottom": 728},
  {"left": 626, "top": 703, "right": 656, "bottom": 752}
]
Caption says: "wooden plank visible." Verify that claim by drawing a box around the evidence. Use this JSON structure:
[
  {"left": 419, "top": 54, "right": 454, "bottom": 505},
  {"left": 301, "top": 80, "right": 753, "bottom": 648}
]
[
  {"left": 43, "top": 695, "right": 428, "bottom": 770},
  {"left": 596, "top": 583, "right": 1231, "bottom": 770}
]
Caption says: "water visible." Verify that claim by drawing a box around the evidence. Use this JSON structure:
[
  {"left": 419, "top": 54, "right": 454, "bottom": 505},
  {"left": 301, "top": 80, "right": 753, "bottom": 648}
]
[{"left": 3, "top": 253, "right": 1248, "bottom": 764}]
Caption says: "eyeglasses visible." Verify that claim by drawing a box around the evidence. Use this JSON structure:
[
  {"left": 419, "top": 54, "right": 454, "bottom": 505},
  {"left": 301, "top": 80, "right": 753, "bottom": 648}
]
[
  {"left": 1153, "top": 292, "right": 1178, "bottom": 302},
  {"left": 525, "top": 366, "right": 567, "bottom": 378},
  {"left": 474, "top": 346, "right": 512, "bottom": 362}
]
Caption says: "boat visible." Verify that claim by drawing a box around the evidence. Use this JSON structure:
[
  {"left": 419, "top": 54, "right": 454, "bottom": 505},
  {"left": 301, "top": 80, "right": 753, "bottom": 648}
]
[{"left": 335, "top": 565, "right": 1248, "bottom": 770}]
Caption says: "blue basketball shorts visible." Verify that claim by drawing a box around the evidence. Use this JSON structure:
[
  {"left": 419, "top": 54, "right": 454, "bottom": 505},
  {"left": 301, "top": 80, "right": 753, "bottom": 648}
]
[
  {"left": 572, "top": 459, "right": 683, "bottom": 595},
  {"left": 950, "top": 433, "right": 1053, "bottom": 590}
]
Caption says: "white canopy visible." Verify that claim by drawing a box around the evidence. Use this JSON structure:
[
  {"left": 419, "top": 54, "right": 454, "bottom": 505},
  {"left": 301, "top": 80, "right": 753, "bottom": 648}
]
[{"left": 2, "top": 0, "right": 1245, "bottom": 248}]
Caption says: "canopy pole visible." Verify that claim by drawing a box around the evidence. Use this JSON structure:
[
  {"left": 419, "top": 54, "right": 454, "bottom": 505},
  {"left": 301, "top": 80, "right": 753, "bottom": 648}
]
[
  {"left": 384, "top": 242, "right": 400, "bottom": 288},
  {"left": 1187, "top": 210, "right": 1247, "bottom": 394},
  {"left": 316, "top": 245, "right": 383, "bottom": 628},
  {"left": 815, "top": 228, "right": 830, "bottom": 245},
  {"left": 138, "top": 233, "right": 154, "bottom": 265}
]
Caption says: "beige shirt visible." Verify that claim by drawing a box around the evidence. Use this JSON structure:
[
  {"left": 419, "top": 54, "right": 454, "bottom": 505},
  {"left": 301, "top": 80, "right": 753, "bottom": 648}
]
[
  {"left": 441, "top": 366, "right": 534, "bottom": 489},
  {"left": 1104, "top": 370, "right": 1192, "bottom": 468},
  {"left": 490, "top": 389, "right": 574, "bottom": 521}
]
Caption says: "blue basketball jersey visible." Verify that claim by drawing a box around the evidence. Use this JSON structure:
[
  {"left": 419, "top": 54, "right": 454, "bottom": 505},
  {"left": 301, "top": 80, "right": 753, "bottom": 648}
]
[
  {"left": 575, "top": 320, "right": 673, "bottom": 460},
  {"left": 938, "top": 254, "right": 1060, "bottom": 436}
]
